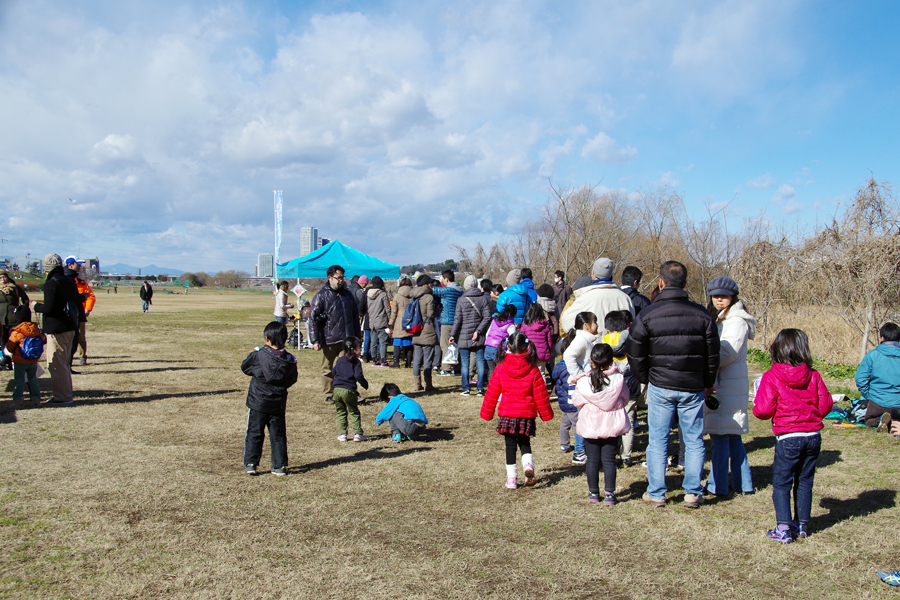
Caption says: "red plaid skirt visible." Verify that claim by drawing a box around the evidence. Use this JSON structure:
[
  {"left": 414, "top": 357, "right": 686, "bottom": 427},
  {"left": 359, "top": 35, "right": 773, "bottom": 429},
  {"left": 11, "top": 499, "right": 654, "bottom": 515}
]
[{"left": 496, "top": 416, "right": 536, "bottom": 436}]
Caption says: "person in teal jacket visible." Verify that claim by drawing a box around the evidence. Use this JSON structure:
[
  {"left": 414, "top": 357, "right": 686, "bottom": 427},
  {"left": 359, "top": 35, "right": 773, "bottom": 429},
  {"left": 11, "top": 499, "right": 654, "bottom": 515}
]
[
  {"left": 376, "top": 383, "right": 429, "bottom": 441},
  {"left": 494, "top": 268, "right": 538, "bottom": 325},
  {"left": 855, "top": 322, "right": 900, "bottom": 430}
]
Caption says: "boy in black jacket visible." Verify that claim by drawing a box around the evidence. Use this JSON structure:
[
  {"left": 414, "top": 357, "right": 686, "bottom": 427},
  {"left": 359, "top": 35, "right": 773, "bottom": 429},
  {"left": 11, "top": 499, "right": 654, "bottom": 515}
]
[{"left": 242, "top": 321, "right": 298, "bottom": 476}]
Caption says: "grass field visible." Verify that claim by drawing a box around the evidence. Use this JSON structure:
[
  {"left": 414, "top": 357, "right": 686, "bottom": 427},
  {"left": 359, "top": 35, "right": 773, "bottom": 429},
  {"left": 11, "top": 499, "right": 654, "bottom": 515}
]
[{"left": 1, "top": 289, "right": 898, "bottom": 599}]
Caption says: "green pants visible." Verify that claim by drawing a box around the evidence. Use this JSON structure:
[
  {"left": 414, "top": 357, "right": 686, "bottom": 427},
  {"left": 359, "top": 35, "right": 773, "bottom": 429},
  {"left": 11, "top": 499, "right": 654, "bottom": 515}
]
[{"left": 333, "top": 388, "right": 363, "bottom": 435}]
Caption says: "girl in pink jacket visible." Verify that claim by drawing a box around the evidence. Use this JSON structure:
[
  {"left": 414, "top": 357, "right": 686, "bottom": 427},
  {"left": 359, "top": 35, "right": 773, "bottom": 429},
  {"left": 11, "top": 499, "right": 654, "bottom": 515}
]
[
  {"left": 519, "top": 303, "right": 553, "bottom": 369},
  {"left": 571, "top": 344, "right": 631, "bottom": 505},
  {"left": 752, "top": 329, "right": 833, "bottom": 543}
]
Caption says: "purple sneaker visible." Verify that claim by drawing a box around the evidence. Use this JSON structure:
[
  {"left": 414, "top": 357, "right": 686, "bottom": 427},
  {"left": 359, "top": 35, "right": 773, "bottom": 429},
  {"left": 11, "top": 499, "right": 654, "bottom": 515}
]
[
  {"left": 604, "top": 492, "right": 617, "bottom": 506},
  {"left": 766, "top": 524, "right": 794, "bottom": 543}
]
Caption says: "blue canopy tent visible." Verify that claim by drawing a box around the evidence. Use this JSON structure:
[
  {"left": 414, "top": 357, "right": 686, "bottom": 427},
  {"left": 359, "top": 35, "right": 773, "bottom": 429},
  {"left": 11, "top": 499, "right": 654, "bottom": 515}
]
[{"left": 275, "top": 240, "right": 400, "bottom": 280}]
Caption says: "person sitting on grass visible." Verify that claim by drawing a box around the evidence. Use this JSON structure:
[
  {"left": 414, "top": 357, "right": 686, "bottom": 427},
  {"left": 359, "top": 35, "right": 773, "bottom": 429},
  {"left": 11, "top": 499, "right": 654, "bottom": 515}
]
[
  {"left": 241, "top": 321, "right": 298, "bottom": 477},
  {"left": 855, "top": 322, "right": 900, "bottom": 432},
  {"left": 332, "top": 337, "right": 369, "bottom": 442},
  {"left": 376, "top": 383, "right": 429, "bottom": 442}
]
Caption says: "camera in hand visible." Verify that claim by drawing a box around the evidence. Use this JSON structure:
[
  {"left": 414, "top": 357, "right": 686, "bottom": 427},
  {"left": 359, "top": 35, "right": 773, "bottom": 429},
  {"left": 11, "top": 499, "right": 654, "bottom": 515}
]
[{"left": 705, "top": 394, "right": 720, "bottom": 410}]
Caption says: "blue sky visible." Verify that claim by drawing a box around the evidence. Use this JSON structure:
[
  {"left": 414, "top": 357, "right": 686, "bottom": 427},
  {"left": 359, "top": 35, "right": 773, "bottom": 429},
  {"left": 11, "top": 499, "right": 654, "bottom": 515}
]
[{"left": 1, "top": 0, "right": 897, "bottom": 272}]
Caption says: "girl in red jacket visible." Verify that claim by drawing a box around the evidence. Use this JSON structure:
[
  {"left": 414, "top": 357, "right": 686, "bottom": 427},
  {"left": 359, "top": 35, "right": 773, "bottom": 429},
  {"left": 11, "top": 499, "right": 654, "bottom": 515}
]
[
  {"left": 752, "top": 329, "right": 833, "bottom": 543},
  {"left": 480, "top": 332, "right": 554, "bottom": 489}
]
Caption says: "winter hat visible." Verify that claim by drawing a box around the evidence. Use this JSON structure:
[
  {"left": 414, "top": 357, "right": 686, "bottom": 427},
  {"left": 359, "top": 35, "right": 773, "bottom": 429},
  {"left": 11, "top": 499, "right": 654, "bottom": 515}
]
[
  {"left": 463, "top": 275, "right": 478, "bottom": 290},
  {"left": 592, "top": 257, "right": 614, "bottom": 279},
  {"left": 42, "top": 253, "right": 62, "bottom": 272},
  {"left": 505, "top": 269, "right": 522, "bottom": 287},
  {"left": 416, "top": 274, "right": 435, "bottom": 286},
  {"left": 357, "top": 275, "right": 369, "bottom": 287},
  {"left": 370, "top": 276, "right": 384, "bottom": 289},
  {"left": 707, "top": 276, "right": 739, "bottom": 297},
  {"left": 572, "top": 276, "right": 592, "bottom": 290}
]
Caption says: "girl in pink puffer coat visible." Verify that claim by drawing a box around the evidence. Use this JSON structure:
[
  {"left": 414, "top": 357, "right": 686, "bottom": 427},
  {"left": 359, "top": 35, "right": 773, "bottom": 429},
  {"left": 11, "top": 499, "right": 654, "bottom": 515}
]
[{"left": 571, "top": 343, "right": 631, "bottom": 505}]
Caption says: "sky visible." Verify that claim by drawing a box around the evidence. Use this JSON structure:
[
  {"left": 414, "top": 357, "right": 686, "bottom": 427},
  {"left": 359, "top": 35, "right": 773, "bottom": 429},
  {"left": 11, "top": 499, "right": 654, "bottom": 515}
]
[{"left": 1, "top": 0, "right": 898, "bottom": 273}]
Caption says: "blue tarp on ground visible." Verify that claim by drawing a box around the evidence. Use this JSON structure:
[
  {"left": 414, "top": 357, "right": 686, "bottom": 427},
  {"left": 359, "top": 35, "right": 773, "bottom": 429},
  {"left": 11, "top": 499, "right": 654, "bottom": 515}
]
[{"left": 275, "top": 240, "right": 400, "bottom": 280}]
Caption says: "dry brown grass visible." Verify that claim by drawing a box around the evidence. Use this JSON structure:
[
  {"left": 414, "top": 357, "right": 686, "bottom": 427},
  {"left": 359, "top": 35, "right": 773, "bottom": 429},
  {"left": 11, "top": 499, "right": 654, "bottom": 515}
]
[{"left": 1, "top": 288, "right": 898, "bottom": 599}]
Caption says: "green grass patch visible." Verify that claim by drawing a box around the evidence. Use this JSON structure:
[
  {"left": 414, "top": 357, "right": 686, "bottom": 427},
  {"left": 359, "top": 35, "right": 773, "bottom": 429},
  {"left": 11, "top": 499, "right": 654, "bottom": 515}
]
[{"left": 747, "top": 347, "right": 857, "bottom": 379}]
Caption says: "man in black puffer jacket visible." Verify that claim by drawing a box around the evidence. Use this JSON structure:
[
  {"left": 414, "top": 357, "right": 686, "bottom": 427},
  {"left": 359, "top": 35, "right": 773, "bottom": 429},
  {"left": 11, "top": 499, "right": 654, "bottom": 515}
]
[
  {"left": 310, "top": 264, "right": 360, "bottom": 403},
  {"left": 627, "top": 261, "right": 719, "bottom": 509},
  {"left": 31, "top": 254, "right": 79, "bottom": 405}
]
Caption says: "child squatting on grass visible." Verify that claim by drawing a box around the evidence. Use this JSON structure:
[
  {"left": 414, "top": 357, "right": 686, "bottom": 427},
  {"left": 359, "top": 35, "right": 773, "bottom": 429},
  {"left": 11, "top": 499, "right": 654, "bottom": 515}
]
[
  {"left": 752, "top": 328, "right": 833, "bottom": 543},
  {"left": 571, "top": 343, "right": 631, "bottom": 505},
  {"left": 241, "top": 321, "right": 298, "bottom": 476},
  {"left": 376, "top": 383, "right": 428, "bottom": 442},
  {"left": 332, "top": 337, "right": 369, "bottom": 442},
  {"left": 480, "top": 332, "right": 554, "bottom": 490}
]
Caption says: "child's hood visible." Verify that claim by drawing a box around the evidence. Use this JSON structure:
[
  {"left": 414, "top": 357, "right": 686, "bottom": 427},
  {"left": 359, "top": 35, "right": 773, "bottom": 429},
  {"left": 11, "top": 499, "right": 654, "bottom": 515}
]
[
  {"left": 603, "top": 330, "right": 628, "bottom": 355},
  {"left": 500, "top": 352, "right": 536, "bottom": 378},
  {"left": 12, "top": 322, "right": 41, "bottom": 337},
  {"left": 770, "top": 362, "right": 812, "bottom": 389},
  {"left": 573, "top": 365, "right": 625, "bottom": 408},
  {"left": 366, "top": 288, "right": 384, "bottom": 300},
  {"left": 256, "top": 346, "right": 297, "bottom": 383}
]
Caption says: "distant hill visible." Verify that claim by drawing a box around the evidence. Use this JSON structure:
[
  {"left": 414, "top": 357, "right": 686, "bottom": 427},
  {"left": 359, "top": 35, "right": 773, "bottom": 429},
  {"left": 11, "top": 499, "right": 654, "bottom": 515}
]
[{"left": 103, "top": 263, "right": 186, "bottom": 276}]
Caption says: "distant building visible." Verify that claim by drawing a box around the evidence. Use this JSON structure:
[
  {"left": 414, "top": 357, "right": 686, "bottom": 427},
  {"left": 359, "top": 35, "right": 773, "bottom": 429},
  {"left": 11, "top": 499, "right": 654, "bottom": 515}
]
[
  {"left": 137, "top": 268, "right": 141, "bottom": 277},
  {"left": 301, "top": 227, "right": 318, "bottom": 255},
  {"left": 318, "top": 237, "right": 331, "bottom": 249},
  {"left": 254, "top": 265, "right": 258, "bottom": 277},
  {"left": 257, "top": 253, "right": 274, "bottom": 278}
]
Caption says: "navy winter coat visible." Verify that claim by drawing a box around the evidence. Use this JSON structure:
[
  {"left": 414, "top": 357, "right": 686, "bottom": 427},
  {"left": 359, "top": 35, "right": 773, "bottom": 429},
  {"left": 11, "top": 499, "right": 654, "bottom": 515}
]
[
  {"left": 552, "top": 360, "right": 577, "bottom": 412},
  {"left": 242, "top": 346, "right": 298, "bottom": 416}
]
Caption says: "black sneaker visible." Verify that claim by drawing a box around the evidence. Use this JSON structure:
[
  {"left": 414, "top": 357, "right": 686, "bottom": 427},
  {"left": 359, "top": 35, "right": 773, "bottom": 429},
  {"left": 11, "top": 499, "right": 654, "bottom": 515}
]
[
  {"left": 876, "top": 413, "right": 892, "bottom": 433},
  {"left": 244, "top": 464, "right": 258, "bottom": 475},
  {"left": 46, "top": 398, "right": 74, "bottom": 405},
  {"left": 572, "top": 452, "right": 587, "bottom": 465},
  {"left": 271, "top": 467, "right": 286, "bottom": 476}
]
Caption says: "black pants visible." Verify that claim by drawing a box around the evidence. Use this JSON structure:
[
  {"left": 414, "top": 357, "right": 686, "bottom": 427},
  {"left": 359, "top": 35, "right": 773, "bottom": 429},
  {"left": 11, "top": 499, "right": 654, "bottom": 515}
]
[
  {"left": 243, "top": 408, "right": 288, "bottom": 469},
  {"left": 585, "top": 436, "right": 620, "bottom": 494},
  {"left": 864, "top": 399, "right": 900, "bottom": 427},
  {"left": 504, "top": 433, "right": 532, "bottom": 464}
]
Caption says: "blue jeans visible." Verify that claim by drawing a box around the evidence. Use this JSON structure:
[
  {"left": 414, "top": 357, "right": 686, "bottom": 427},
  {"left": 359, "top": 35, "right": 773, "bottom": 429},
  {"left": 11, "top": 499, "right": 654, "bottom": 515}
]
[
  {"left": 459, "top": 347, "right": 485, "bottom": 392},
  {"left": 646, "top": 384, "right": 705, "bottom": 499},
  {"left": 142, "top": 300, "right": 149, "bottom": 312},
  {"left": 362, "top": 329, "right": 371, "bottom": 356},
  {"left": 707, "top": 434, "right": 753, "bottom": 494},
  {"left": 772, "top": 433, "right": 821, "bottom": 525},
  {"left": 275, "top": 316, "right": 288, "bottom": 325}
]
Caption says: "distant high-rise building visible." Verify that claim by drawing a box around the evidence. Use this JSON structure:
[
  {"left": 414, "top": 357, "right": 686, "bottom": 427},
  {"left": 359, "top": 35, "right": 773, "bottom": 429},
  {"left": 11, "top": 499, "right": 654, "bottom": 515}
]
[
  {"left": 301, "top": 227, "right": 318, "bottom": 255},
  {"left": 253, "top": 265, "right": 258, "bottom": 277},
  {"left": 318, "top": 237, "right": 331, "bottom": 249},
  {"left": 257, "top": 253, "right": 274, "bottom": 278}
]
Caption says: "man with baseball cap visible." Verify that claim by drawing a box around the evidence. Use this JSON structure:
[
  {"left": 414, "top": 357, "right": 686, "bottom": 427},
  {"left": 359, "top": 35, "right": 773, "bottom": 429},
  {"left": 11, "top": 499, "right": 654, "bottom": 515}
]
[
  {"left": 30, "top": 254, "right": 79, "bottom": 404},
  {"left": 64, "top": 256, "right": 95, "bottom": 369}
]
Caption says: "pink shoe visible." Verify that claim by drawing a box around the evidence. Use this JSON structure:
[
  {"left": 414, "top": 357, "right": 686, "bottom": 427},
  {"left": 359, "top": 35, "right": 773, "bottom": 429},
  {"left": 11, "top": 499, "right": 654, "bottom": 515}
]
[
  {"left": 523, "top": 463, "right": 535, "bottom": 487},
  {"left": 506, "top": 477, "right": 518, "bottom": 489}
]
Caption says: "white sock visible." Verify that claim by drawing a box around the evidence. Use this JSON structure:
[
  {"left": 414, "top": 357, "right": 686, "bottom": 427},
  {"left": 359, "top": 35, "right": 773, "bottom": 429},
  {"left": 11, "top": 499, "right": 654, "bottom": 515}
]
[
  {"left": 522, "top": 453, "right": 534, "bottom": 467},
  {"left": 506, "top": 464, "right": 517, "bottom": 478}
]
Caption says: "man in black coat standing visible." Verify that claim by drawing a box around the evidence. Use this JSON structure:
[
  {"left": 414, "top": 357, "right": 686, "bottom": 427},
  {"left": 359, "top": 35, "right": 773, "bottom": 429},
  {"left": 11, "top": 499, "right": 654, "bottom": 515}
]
[
  {"left": 310, "top": 264, "right": 360, "bottom": 403},
  {"left": 31, "top": 254, "right": 79, "bottom": 405},
  {"left": 627, "top": 261, "right": 719, "bottom": 509}
]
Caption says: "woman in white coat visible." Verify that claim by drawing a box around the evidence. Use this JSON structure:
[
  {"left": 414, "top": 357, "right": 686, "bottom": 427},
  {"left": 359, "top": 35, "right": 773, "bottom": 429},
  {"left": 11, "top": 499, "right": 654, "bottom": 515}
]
[{"left": 704, "top": 276, "right": 757, "bottom": 495}]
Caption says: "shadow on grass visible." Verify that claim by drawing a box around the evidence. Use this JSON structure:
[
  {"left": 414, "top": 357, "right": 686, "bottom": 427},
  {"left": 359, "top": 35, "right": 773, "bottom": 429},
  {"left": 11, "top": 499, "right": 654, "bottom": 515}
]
[
  {"left": 0, "top": 410, "right": 17, "bottom": 424},
  {"left": 100, "top": 366, "right": 228, "bottom": 374},
  {"left": 291, "top": 446, "right": 433, "bottom": 474},
  {"left": 743, "top": 435, "right": 776, "bottom": 454},
  {"left": 69, "top": 388, "right": 242, "bottom": 405},
  {"left": 810, "top": 489, "right": 897, "bottom": 532},
  {"left": 89, "top": 359, "right": 190, "bottom": 366}
]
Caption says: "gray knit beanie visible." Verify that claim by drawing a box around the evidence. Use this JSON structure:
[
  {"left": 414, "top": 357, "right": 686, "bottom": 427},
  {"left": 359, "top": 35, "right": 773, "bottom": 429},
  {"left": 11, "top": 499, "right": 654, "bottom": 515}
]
[
  {"left": 591, "top": 257, "right": 614, "bottom": 279},
  {"left": 505, "top": 269, "right": 522, "bottom": 287},
  {"left": 463, "top": 275, "right": 478, "bottom": 291}
]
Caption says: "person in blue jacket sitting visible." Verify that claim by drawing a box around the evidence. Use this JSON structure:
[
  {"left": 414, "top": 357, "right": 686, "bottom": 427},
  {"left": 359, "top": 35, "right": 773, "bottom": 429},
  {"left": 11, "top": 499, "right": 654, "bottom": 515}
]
[
  {"left": 494, "top": 267, "right": 538, "bottom": 325},
  {"left": 855, "top": 322, "right": 900, "bottom": 432},
  {"left": 376, "top": 383, "right": 429, "bottom": 441}
]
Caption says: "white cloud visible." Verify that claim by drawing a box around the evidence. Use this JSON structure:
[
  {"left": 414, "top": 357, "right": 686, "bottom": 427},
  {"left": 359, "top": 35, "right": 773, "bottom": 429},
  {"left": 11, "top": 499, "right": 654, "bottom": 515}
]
[
  {"left": 660, "top": 171, "right": 680, "bottom": 187},
  {"left": 90, "top": 134, "right": 139, "bottom": 164},
  {"left": 670, "top": 0, "right": 803, "bottom": 98},
  {"left": 747, "top": 173, "right": 775, "bottom": 189},
  {"left": 784, "top": 199, "right": 804, "bottom": 215},
  {"left": 771, "top": 184, "right": 796, "bottom": 203},
  {"left": 581, "top": 132, "right": 637, "bottom": 164}
]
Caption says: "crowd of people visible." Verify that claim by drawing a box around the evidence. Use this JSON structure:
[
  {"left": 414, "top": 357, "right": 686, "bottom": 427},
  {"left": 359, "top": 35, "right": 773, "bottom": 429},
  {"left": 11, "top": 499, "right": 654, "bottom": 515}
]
[{"left": 248, "top": 257, "right": 900, "bottom": 553}]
